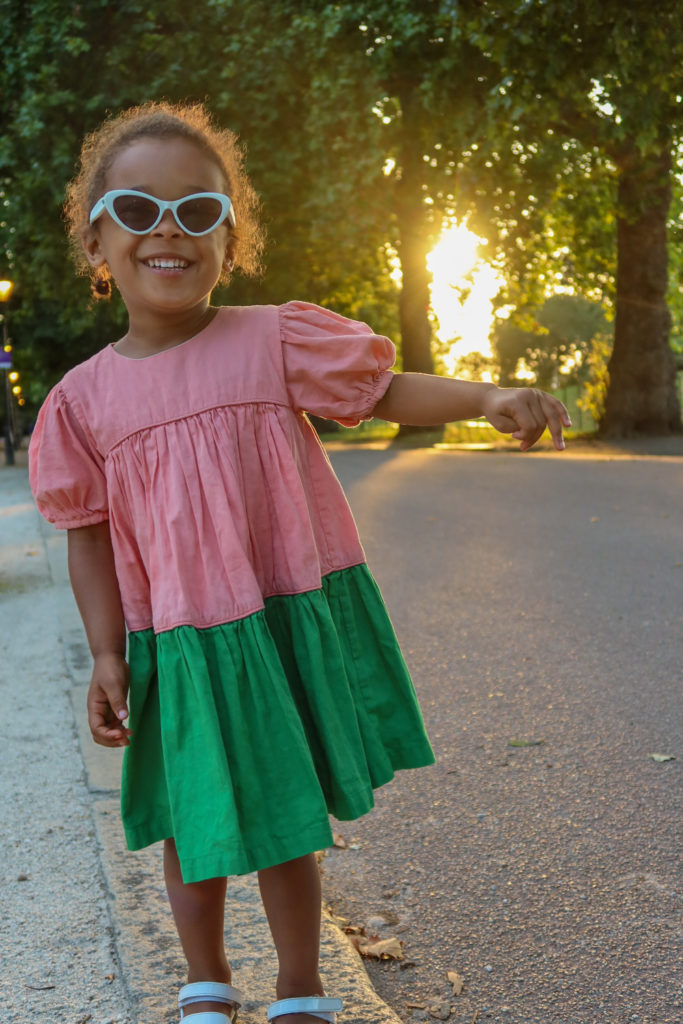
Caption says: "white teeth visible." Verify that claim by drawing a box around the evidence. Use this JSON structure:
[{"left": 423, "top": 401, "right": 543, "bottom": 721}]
[{"left": 145, "top": 258, "right": 189, "bottom": 269}]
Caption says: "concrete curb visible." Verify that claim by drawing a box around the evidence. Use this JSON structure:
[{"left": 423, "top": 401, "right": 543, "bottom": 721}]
[{"left": 4, "top": 467, "right": 400, "bottom": 1024}]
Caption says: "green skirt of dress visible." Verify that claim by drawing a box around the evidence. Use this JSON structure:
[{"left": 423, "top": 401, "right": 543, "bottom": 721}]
[{"left": 121, "top": 563, "right": 435, "bottom": 882}]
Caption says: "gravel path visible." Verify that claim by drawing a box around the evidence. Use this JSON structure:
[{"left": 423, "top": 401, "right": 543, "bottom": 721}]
[{"left": 0, "top": 467, "right": 133, "bottom": 1024}]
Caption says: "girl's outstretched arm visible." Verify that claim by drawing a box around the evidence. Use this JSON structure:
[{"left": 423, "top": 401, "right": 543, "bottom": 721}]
[
  {"left": 67, "top": 522, "right": 132, "bottom": 748},
  {"left": 372, "top": 373, "right": 571, "bottom": 451}
]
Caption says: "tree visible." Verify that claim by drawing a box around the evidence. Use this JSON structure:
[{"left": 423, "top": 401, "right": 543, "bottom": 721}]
[
  {"left": 204, "top": 1, "right": 400, "bottom": 331},
  {"left": 0, "top": 0, "right": 216, "bottom": 391},
  {"left": 465, "top": 1, "right": 683, "bottom": 436},
  {"left": 5, "top": 0, "right": 682, "bottom": 442},
  {"left": 0, "top": 0, "right": 401, "bottom": 401},
  {"left": 491, "top": 294, "right": 610, "bottom": 389},
  {"left": 283, "top": 1, "right": 494, "bottom": 378},
  {"left": 251, "top": 1, "right": 683, "bottom": 434}
]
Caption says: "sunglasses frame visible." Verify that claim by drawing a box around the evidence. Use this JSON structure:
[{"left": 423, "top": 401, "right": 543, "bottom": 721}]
[{"left": 89, "top": 189, "right": 236, "bottom": 235}]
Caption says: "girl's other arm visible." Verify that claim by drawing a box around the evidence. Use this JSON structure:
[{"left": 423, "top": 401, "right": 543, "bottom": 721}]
[
  {"left": 67, "top": 522, "right": 132, "bottom": 747},
  {"left": 373, "top": 373, "right": 571, "bottom": 452}
]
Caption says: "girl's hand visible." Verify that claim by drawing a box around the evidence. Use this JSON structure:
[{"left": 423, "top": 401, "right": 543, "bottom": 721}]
[
  {"left": 482, "top": 386, "right": 571, "bottom": 451},
  {"left": 87, "top": 652, "right": 132, "bottom": 747}
]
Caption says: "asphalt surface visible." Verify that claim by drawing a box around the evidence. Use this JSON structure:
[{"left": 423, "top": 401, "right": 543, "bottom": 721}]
[
  {"left": 323, "top": 444, "right": 683, "bottom": 1024},
  {"left": 2, "top": 442, "right": 682, "bottom": 1024}
]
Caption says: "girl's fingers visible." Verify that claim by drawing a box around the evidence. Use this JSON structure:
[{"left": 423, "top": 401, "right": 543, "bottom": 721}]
[
  {"left": 90, "top": 715, "right": 132, "bottom": 747},
  {"left": 536, "top": 390, "right": 571, "bottom": 450},
  {"left": 95, "top": 730, "right": 131, "bottom": 748},
  {"left": 490, "top": 412, "right": 518, "bottom": 433},
  {"left": 507, "top": 392, "right": 543, "bottom": 447},
  {"left": 87, "top": 685, "right": 132, "bottom": 747},
  {"left": 483, "top": 385, "right": 571, "bottom": 450},
  {"left": 511, "top": 390, "right": 570, "bottom": 451}
]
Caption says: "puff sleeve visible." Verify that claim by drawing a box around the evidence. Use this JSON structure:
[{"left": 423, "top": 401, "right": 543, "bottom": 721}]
[
  {"left": 279, "top": 301, "right": 395, "bottom": 426},
  {"left": 29, "top": 384, "right": 109, "bottom": 530}
]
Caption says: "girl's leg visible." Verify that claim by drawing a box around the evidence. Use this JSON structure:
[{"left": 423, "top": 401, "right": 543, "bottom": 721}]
[
  {"left": 164, "top": 837, "right": 233, "bottom": 1017},
  {"left": 258, "top": 853, "right": 325, "bottom": 1024}
]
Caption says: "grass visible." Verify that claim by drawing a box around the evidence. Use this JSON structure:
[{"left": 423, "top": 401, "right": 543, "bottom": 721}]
[
  {"left": 318, "top": 418, "right": 592, "bottom": 450},
  {"left": 317, "top": 382, "right": 599, "bottom": 449}
]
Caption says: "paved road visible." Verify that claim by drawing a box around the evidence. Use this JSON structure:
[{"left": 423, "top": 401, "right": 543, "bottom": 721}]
[{"left": 323, "top": 446, "right": 682, "bottom": 1024}]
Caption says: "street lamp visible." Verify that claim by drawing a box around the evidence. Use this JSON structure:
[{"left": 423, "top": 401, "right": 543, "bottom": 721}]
[{"left": 0, "top": 278, "right": 15, "bottom": 466}]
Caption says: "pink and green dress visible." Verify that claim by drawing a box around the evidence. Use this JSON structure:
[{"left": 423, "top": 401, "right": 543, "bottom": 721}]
[{"left": 30, "top": 302, "right": 435, "bottom": 883}]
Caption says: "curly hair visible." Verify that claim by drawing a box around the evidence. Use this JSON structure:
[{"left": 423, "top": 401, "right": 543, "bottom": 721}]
[{"left": 64, "top": 100, "right": 264, "bottom": 299}]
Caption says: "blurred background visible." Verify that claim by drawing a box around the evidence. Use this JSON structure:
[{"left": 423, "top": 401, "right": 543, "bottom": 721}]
[{"left": 2, "top": 0, "right": 683, "bottom": 449}]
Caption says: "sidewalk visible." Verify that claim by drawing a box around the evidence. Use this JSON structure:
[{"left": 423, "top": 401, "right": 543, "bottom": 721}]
[{"left": 1, "top": 466, "right": 395, "bottom": 1024}]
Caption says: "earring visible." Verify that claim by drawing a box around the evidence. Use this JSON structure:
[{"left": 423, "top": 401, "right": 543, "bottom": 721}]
[{"left": 92, "top": 277, "right": 112, "bottom": 298}]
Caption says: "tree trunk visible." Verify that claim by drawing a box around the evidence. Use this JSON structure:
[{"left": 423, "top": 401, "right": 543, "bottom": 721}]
[
  {"left": 601, "top": 142, "right": 681, "bottom": 436},
  {"left": 394, "top": 85, "right": 440, "bottom": 436},
  {"left": 396, "top": 202, "right": 433, "bottom": 375}
]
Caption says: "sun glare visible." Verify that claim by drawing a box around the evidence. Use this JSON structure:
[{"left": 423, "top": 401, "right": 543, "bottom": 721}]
[{"left": 427, "top": 224, "right": 502, "bottom": 376}]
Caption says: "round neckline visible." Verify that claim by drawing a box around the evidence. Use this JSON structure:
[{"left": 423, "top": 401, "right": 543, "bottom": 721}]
[{"left": 108, "top": 306, "right": 224, "bottom": 361}]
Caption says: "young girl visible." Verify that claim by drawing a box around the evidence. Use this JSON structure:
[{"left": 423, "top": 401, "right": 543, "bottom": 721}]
[{"left": 29, "top": 101, "right": 569, "bottom": 1024}]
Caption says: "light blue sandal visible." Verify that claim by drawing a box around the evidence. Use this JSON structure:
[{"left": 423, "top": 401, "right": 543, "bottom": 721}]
[
  {"left": 179, "top": 981, "right": 244, "bottom": 1023},
  {"left": 267, "top": 996, "right": 343, "bottom": 1024}
]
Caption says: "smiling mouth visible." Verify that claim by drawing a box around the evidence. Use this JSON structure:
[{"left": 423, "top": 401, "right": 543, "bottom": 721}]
[{"left": 143, "top": 258, "right": 190, "bottom": 269}]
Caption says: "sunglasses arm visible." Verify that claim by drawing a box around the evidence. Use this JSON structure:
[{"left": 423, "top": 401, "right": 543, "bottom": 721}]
[{"left": 89, "top": 197, "right": 106, "bottom": 225}]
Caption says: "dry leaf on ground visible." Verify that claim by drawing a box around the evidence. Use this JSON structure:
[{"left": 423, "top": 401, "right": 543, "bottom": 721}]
[
  {"left": 648, "top": 753, "right": 675, "bottom": 762},
  {"left": 447, "top": 970, "right": 464, "bottom": 995},
  {"left": 348, "top": 934, "right": 404, "bottom": 960},
  {"left": 325, "top": 908, "right": 350, "bottom": 929}
]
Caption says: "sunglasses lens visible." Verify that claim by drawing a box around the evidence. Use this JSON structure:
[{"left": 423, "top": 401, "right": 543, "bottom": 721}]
[
  {"left": 112, "top": 194, "right": 160, "bottom": 232},
  {"left": 177, "top": 196, "right": 225, "bottom": 233}
]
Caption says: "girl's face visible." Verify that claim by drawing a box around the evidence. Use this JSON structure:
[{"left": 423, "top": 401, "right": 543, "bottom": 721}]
[{"left": 83, "top": 136, "right": 235, "bottom": 336}]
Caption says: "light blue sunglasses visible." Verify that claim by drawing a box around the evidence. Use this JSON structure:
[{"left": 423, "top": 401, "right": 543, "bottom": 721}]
[{"left": 89, "top": 190, "right": 236, "bottom": 236}]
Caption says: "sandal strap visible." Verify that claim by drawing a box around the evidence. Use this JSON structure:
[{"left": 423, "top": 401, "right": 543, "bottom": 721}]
[
  {"left": 179, "top": 981, "right": 243, "bottom": 1010},
  {"left": 179, "top": 1015, "right": 236, "bottom": 1024},
  {"left": 267, "top": 997, "right": 343, "bottom": 1023}
]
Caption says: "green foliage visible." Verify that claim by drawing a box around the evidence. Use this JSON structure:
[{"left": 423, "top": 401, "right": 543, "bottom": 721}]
[
  {"left": 577, "top": 330, "right": 613, "bottom": 425},
  {"left": 454, "top": 1, "right": 683, "bottom": 308},
  {"left": 447, "top": 350, "right": 496, "bottom": 384},
  {"left": 491, "top": 293, "right": 611, "bottom": 389},
  {"left": 667, "top": 142, "right": 683, "bottom": 353},
  {"left": 0, "top": 0, "right": 222, "bottom": 394},
  {"left": 206, "top": 0, "right": 400, "bottom": 325},
  {"left": 461, "top": 1, "right": 683, "bottom": 433},
  {"left": 2, "top": 0, "right": 683, "bottom": 436},
  {"left": 0, "top": 0, "right": 404, "bottom": 404}
]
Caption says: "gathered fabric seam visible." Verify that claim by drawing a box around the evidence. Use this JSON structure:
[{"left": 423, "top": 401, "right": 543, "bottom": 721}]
[
  {"left": 105, "top": 399, "right": 294, "bottom": 458},
  {"left": 126, "top": 561, "right": 367, "bottom": 636}
]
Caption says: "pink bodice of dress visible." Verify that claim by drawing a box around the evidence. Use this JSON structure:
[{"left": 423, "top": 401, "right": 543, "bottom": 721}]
[{"left": 30, "top": 302, "right": 395, "bottom": 633}]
